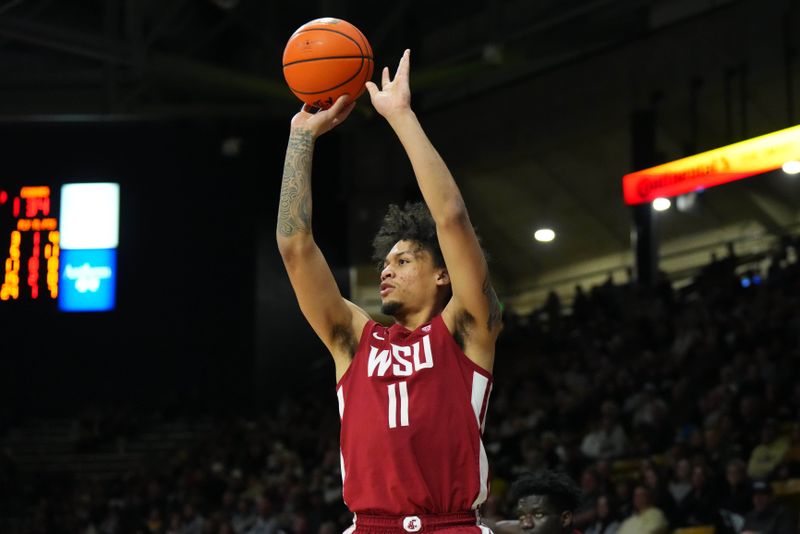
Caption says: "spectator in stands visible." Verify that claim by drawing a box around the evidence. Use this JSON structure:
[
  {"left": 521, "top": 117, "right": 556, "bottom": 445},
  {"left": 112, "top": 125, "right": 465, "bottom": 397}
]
[
  {"left": 626, "top": 383, "right": 667, "bottom": 430},
  {"left": 641, "top": 463, "right": 677, "bottom": 526},
  {"left": 580, "top": 401, "right": 629, "bottom": 461},
  {"left": 145, "top": 508, "right": 164, "bottom": 533},
  {"left": 747, "top": 419, "right": 791, "bottom": 481},
  {"left": 571, "top": 467, "right": 604, "bottom": 530},
  {"left": 247, "top": 495, "right": 281, "bottom": 534},
  {"left": 165, "top": 511, "right": 182, "bottom": 534},
  {"left": 616, "top": 485, "right": 669, "bottom": 534},
  {"left": 611, "top": 479, "right": 633, "bottom": 520},
  {"left": 583, "top": 494, "right": 620, "bottom": 534},
  {"left": 677, "top": 462, "right": 724, "bottom": 530},
  {"left": 702, "top": 423, "right": 741, "bottom": 474},
  {"left": 572, "top": 286, "right": 589, "bottom": 322},
  {"left": 180, "top": 502, "right": 204, "bottom": 534},
  {"left": 718, "top": 458, "right": 752, "bottom": 517},
  {"left": 232, "top": 497, "right": 256, "bottom": 533},
  {"left": 741, "top": 480, "right": 796, "bottom": 534},
  {"left": 667, "top": 458, "right": 692, "bottom": 509},
  {"left": 737, "top": 395, "right": 766, "bottom": 455}
]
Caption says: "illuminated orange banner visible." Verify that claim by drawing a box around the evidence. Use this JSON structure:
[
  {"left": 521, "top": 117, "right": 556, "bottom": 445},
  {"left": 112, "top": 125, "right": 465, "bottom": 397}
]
[{"left": 623, "top": 124, "right": 800, "bottom": 205}]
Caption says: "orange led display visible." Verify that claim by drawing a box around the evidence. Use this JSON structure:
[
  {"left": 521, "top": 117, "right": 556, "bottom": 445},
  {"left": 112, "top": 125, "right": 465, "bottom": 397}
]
[
  {"left": 20, "top": 186, "right": 50, "bottom": 198},
  {"left": 1, "top": 230, "right": 21, "bottom": 300},
  {"left": 623, "top": 124, "right": 800, "bottom": 205},
  {"left": 17, "top": 218, "right": 58, "bottom": 231},
  {"left": 46, "top": 231, "right": 59, "bottom": 298},
  {"left": 1, "top": 186, "right": 59, "bottom": 301}
]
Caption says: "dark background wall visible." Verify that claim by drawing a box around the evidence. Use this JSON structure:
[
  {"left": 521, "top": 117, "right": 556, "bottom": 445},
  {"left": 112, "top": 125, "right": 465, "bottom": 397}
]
[{"left": 0, "top": 119, "right": 349, "bottom": 419}]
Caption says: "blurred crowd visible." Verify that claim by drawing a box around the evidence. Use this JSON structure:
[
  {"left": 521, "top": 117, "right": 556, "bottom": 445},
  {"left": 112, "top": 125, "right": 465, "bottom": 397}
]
[
  {"left": 2, "top": 236, "right": 800, "bottom": 534},
  {"left": 483, "top": 236, "right": 800, "bottom": 534}
]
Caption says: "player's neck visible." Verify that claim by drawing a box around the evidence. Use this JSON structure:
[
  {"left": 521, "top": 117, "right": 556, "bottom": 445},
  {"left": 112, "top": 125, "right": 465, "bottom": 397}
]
[{"left": 393, "top": 305, "right": 441, "bottom": 331}]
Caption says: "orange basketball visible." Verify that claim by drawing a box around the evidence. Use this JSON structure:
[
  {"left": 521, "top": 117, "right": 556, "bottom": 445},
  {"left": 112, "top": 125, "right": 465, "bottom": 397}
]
[{"left": 282, "top": 18, "right": 374, "bottom": 110}]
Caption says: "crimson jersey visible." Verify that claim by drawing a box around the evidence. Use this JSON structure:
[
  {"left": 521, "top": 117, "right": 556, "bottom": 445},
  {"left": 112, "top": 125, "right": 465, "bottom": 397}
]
[{"left": 336, "top": 315, "right": 493, "bottom": 515}]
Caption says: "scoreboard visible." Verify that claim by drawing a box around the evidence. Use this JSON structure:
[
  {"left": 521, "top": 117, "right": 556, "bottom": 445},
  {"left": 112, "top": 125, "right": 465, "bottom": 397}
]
[{"left": 0, "top": 182, "right": 119, "bottom": 312}]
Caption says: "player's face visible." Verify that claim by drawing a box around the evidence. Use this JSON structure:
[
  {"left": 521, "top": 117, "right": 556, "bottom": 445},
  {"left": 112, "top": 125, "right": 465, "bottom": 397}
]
[
  {"left": 517, "top": 495, "right": 568, "bottom": 534},
  {"left": 379, "top": 240, "right": 440, "bottom": 316}
]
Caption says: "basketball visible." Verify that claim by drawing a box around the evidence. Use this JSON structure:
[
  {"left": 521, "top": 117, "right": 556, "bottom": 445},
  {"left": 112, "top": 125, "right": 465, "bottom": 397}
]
[{"left": 282, "top": 18, "right": 374, "bottom": 110}]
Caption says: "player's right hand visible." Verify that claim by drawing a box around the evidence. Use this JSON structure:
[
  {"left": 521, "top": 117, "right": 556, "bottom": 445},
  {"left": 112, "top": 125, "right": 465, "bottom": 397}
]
[{"left": 290, "top": 94, "right": 356, "bottom": 138}]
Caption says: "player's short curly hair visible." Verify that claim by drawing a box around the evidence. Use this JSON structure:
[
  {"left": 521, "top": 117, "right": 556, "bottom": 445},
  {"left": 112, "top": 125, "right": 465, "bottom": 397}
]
[
  {"left": 511, "top": 470, "right": 582, "bottom": 513},
  {"left": 372, "top": 202, "right": 445, "bottom": 269}
]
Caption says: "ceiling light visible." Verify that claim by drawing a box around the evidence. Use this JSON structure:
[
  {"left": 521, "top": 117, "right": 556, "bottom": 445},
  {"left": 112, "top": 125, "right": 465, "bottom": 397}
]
[
  {"left": 782, "top": 160, "right": 800, "bottom": 174},
  {"left": 652, "top": 197, "right": 671, "bottom": 211},
  {"left": 534, "top": 228, "right": 555, "bottom": 242}
]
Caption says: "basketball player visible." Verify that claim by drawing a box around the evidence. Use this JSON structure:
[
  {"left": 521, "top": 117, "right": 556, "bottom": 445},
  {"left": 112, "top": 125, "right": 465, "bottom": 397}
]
[{"left": 277, "top": 49, "right": 502, "bottom": 534}]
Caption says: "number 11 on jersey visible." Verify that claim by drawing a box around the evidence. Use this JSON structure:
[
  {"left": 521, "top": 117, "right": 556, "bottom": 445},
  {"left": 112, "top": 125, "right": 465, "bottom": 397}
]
[{"left": 387, "top": 381, "right": 409, "bottom": 428}]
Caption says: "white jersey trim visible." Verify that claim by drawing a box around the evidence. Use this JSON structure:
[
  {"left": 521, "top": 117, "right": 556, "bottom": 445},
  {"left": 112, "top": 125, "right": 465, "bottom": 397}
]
[
  {"left": 470, "top": 372, "right": 489, "bottom": 427},
  {"left": 337, "top": 386, "right": 347, "bottom": 486},
  {"left": 343, "top": 514, "right": 357, "bottom": 534},
  {"left": 470, "top": 371, "right": 491, "bottom": 509}
]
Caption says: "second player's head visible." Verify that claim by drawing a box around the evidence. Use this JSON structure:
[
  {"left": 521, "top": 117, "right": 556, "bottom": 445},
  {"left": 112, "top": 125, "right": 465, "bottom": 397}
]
[{"left": 512, "top": 470, "right": 582, "bottom": 534}]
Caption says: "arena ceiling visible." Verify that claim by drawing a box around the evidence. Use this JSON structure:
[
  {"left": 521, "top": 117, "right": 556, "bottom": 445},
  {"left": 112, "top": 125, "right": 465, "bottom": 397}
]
[{"left": 1, "top": 0, "right": 799, "bottom": 306}]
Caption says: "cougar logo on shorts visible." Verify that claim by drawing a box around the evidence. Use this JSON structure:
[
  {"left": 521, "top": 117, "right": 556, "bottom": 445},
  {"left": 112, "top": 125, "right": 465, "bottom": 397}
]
[{"left": 403, "top": 517, "right": 421, "bottom": 532}]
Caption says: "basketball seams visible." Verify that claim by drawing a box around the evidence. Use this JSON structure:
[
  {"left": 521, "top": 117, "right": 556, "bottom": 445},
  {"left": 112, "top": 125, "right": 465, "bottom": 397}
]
[
  {"left": 354, "top": 27, "right": 372, "bottom": 57},
  {"left": 353, "top": 27, "right": 374, "bottom": 88},
  {"left": 283, "top": 55, "right": 372, "bottom": 67},
  {"left": 284, "top": 57, "right": 370, "bottom": 95},
  {"left": 352, "top": 28, "right": 373, "bottom": 87}
]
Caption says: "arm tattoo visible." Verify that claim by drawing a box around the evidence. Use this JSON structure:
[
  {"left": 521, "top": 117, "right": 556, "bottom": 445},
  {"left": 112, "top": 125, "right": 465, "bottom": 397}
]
[
  {"left": 278, "top": 129, "right": 315, "bottom": 237},
  {"left": 483, "top": 276, "right": 502, "bottom": 330}
]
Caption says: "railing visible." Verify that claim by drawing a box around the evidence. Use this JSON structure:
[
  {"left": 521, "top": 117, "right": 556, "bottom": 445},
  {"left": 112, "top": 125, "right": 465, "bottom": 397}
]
[{"left": 505, "top": 222, "right": 800, "bottom": 313}]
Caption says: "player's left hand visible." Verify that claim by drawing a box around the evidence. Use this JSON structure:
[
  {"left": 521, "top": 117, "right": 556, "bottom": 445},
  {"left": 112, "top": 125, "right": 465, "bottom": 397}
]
[{"left": 366, "top": 49, "right": 412, "bottom": 119}]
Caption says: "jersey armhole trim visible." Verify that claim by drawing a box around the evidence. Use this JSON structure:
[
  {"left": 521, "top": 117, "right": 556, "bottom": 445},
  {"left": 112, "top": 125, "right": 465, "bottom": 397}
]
[
  {"left": 433, "top": 315, "right": 494, "bottom": 381},
  {"left": 335, "top": 319, "right": 376, "bottom": 388}
]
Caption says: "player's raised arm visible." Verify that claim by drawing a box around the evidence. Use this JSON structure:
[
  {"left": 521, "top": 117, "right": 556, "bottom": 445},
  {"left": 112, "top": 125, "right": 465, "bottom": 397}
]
[
  {"left": 365, "top": 50, "right": 502, "bottom": 370},
  {"left": 276, "top": 96, "right": 369, "bottom": 379}
]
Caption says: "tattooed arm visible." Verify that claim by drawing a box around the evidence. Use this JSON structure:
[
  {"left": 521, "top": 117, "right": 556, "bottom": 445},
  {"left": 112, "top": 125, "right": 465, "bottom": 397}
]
[
  {"left": 366, "top": 50, "right": 502, "bottom": 372},
  {"left": 276, "top": 96, "right": 369, "bottom": 380}
]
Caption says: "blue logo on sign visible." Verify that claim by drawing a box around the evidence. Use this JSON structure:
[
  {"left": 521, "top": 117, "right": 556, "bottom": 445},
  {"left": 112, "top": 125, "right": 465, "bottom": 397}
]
[{"left": 59, "top": 249, "right": 117, "bottom": 312}]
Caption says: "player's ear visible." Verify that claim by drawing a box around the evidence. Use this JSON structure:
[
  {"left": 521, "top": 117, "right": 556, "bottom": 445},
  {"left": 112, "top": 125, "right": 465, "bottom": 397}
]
[
  {"left": 435, "top": 269, "right": 450, "bottom": 286},
  {"left": 560, "top": 511, "right": 573, "bottom": 528}
]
